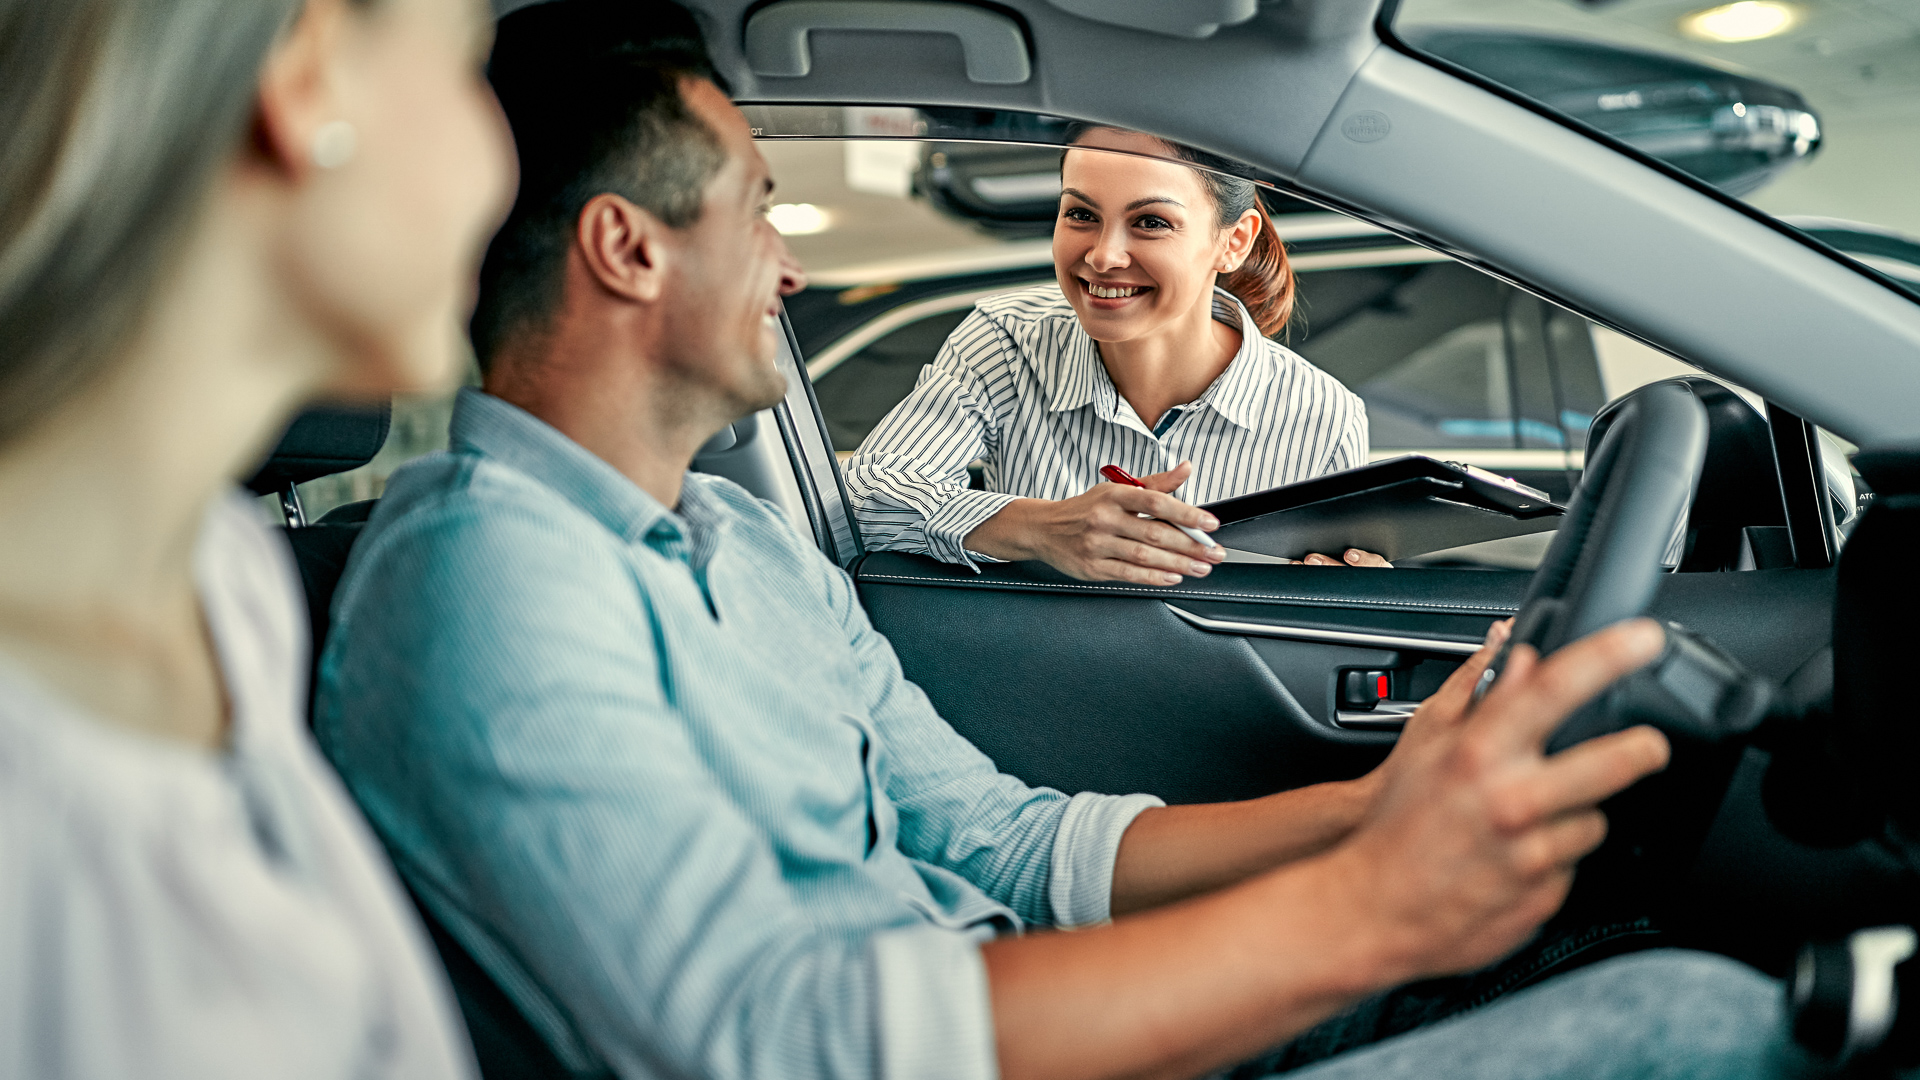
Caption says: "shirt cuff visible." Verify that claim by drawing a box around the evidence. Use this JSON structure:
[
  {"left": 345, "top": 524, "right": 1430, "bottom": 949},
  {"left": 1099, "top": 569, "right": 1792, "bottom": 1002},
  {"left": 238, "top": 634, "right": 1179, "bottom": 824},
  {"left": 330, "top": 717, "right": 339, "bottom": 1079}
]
[
  {"left": 871, "top": 925, "right": 998, "bottom": 1080},
  {"left": 921, "top": 490, "right": 1023, "bottom": 573},
  {"left": 1047, "top": 792, "right": 1166, "bottom": 928}
]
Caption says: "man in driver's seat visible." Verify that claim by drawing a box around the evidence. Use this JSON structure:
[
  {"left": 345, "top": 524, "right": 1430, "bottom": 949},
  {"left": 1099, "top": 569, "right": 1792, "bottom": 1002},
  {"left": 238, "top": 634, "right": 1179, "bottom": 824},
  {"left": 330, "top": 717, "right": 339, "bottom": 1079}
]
[{"left": 315, "top": 2, "right": 1816, "bottom": 1077}]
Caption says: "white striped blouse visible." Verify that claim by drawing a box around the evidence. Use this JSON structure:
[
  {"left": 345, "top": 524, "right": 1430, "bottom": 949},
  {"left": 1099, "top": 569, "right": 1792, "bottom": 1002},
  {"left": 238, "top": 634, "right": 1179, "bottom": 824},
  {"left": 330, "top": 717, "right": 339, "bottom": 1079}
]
[{"left": 844, "top": 282, "right": 1369, "bottom": 568}]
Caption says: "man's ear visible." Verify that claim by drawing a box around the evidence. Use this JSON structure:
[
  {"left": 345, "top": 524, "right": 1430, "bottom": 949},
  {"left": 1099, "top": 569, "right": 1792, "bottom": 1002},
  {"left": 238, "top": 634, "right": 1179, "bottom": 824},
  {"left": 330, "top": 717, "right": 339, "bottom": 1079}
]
[
  {"left": 577, "top": 193, "right": 670, "bottom": 304},
  {"left": 253, "top": 0, "right": 350, "bottom": 179}
]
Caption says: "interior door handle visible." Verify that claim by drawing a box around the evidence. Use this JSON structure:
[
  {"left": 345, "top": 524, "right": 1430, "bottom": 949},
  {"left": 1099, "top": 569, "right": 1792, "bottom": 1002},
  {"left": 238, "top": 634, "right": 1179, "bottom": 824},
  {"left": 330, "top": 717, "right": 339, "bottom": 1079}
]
[
  {"left": 1165, "top": 603, "right": 1484, "bottom": 656},
  {"left": 1335, "top": 700, "right": 1420, "bottom": 731},
  {"left": 744, "top": 0, "right": 1032, "bottom": 84}
]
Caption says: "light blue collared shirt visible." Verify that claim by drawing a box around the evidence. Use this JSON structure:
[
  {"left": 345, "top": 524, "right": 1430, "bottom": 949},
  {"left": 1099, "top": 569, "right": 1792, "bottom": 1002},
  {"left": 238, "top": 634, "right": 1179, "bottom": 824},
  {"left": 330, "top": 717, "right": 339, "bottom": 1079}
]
[{"left": 315, "top": 389, "right": 1161, "bottom": 1080}]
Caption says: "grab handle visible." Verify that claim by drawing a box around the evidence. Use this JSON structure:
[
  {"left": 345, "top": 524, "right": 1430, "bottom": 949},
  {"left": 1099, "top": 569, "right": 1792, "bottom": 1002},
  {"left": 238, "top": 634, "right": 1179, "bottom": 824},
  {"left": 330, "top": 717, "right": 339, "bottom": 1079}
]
[{"left": 744, "top": 0, "right": 1031, "bottom": 84}]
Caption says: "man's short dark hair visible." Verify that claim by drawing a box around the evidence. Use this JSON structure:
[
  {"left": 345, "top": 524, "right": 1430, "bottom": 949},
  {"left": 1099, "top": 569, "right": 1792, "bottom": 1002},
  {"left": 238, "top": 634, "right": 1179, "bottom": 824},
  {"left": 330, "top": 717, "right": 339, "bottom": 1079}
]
[{"left": 471, "top": 0, "right": 729, "bottom": 370}]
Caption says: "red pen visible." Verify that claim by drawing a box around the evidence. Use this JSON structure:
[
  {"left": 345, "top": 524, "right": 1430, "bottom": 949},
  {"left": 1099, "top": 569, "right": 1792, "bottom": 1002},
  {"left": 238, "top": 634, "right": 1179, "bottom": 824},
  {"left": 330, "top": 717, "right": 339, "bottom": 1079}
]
[{"left": 1099, "top": 465, "right": 1220, "bottom": 550}]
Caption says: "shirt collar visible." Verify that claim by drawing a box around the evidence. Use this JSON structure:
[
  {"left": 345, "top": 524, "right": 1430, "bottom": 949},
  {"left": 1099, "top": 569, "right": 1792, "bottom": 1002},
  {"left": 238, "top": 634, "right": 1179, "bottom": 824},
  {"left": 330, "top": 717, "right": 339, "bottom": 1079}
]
[
  {"left": 1038, "top": 287, "right": 1270, "bottom": 432},
  {"left": 448, "top": 387, "right": 677, "bottom": 546},
  {"left": 1036, "top": 313, "right": 1111, "bottom": 417}
]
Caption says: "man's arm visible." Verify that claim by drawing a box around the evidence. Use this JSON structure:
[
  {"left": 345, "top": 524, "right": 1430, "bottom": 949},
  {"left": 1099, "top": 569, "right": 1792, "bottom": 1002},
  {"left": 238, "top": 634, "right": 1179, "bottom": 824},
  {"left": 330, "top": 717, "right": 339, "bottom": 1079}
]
[
  {"left": 1107, "top": 771, "right": 1378, "bottom": 916},
  {"left": 982, "top": 619, "right": 1671, "bottom": 1080},
  {"left": 1106, "top": 620, "right": 1511, "bottom": 915}
]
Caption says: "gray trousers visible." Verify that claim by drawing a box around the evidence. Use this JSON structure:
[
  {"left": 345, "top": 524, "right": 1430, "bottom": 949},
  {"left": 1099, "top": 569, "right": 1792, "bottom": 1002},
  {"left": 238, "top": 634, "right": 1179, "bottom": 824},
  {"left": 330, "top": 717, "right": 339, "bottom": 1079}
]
[{"left": 1276, "top": 950, "right": 1829, "bottom": 1080}]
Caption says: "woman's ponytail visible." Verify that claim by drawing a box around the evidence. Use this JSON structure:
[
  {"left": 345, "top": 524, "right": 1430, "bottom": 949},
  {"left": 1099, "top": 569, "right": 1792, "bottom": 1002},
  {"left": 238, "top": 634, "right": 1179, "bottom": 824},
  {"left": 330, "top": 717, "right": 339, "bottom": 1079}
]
[{"left": 1220, "top": 198, "right": 1295, "bottom": 339}]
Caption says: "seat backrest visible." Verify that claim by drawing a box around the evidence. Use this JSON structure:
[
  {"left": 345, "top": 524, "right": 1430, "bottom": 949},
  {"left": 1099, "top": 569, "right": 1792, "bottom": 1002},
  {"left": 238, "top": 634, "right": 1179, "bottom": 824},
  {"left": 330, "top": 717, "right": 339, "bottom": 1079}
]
[{"left": 246, "top": 403, "right": 392, "bottom": 688}]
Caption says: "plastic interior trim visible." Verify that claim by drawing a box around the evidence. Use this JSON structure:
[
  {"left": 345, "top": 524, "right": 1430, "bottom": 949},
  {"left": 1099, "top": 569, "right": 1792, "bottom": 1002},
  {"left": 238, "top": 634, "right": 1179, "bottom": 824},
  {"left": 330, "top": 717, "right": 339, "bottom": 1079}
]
[
  {"left": 744, "top": 0, "right": 1031, "bottom": 84},
  {"left": 1042, "top": 0, "right": 1256, "bottom": 40},
  {"left": 1166, "top": 603, "right": 1482, "bottom": 655},
  {"left": 778, "top": 310, "right": 863, "bottom": 563}
]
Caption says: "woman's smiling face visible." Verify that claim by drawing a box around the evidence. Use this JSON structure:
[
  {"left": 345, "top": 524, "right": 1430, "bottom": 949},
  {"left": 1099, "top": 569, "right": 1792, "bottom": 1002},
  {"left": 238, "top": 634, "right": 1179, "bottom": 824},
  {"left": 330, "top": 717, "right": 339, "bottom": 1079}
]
[{"left": 1053, "top": 130, "right": 1234, "bottom": 345}]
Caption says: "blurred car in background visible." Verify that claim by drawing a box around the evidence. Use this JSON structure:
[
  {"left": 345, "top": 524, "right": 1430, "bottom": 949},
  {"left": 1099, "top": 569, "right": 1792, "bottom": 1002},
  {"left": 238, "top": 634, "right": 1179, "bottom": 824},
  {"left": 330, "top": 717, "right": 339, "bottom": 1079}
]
[
  {"left": 1785, "top": 216, "right": 1920, "bottom": 297},
  {"left": 909, "top": 29, "right": 1822, "bottom": 242},
  {"left": 1406, "top": 28, "right": 1822, "bottom": 197}
]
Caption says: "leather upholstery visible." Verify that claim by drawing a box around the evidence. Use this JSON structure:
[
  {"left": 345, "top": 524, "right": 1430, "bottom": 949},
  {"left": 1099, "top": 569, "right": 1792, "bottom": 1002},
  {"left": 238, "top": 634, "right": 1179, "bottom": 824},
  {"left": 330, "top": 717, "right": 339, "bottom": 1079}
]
[{"left": 855, "top": 552, "right": 1834, "bottom": 806}]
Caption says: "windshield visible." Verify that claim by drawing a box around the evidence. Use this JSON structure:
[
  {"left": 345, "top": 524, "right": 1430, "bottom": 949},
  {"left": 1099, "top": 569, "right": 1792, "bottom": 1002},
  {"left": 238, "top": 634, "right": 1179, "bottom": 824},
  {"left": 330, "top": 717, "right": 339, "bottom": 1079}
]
[{"left": 1387, "top": 0, "right": 1920, "bottom": 295}]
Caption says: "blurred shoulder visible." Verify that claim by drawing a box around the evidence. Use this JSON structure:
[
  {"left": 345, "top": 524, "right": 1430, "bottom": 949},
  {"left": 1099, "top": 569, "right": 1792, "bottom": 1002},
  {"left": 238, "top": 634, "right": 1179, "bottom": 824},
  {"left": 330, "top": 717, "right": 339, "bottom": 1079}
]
[
  {"left": 362, "top": 449, "right": 590, "bottom": 548},
  {"left": 195, "top": 493, "right": 307, "bottom": 677}
]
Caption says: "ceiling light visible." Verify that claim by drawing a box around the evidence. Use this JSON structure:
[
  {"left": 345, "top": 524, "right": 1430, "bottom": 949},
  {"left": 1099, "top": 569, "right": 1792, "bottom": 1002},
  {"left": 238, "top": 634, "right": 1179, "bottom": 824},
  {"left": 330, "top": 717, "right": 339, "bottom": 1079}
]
[
  {"left": 767, "top": 203, "right": 830, "bottom": 235},
  {"left": 1680, "top": 1, "right": 1801, "bottom": 43}
]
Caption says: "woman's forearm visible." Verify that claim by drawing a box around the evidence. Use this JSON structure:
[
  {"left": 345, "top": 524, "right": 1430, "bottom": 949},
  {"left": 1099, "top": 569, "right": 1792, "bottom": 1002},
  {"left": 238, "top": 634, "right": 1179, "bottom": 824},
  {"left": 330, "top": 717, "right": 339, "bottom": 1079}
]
[
  {"left": 960, "top": 497, "right": 1050, "bottom": 562},
  {"left": 962, "top": 470, "right": 1225, "bottom": 585},
  {"left": 1109, "top": 775, "right": 1378, "bottom": 916}
]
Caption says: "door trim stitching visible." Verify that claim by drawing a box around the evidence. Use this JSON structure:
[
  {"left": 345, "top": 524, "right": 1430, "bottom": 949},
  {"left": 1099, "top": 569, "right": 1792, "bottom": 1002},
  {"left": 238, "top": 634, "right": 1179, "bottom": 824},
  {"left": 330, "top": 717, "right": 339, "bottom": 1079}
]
[{"left": 854, "top": 571, "right": 1522, "bottom": 615}]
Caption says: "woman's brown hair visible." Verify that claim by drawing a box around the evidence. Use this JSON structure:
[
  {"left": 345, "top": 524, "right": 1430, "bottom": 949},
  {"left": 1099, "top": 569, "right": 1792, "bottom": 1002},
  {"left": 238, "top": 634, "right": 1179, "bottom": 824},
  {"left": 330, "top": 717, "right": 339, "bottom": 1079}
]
[{"left": 1065, "top": 127, "right": 1297, "bottom": 339}]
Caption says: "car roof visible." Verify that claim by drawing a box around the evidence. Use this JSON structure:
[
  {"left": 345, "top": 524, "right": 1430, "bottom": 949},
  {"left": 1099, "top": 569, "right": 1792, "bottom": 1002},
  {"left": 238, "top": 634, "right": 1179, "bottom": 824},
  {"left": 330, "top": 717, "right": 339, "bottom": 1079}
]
[{"left": 494, "top": 0, "right": 1920, "bottom": 446}]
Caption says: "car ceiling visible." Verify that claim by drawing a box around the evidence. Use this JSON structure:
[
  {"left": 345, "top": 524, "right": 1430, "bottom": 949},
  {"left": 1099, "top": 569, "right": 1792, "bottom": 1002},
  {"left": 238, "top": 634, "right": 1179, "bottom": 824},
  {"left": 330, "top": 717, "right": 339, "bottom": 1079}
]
[{"left": 490, "top": 0, "right": 1920, "bottom": 446}]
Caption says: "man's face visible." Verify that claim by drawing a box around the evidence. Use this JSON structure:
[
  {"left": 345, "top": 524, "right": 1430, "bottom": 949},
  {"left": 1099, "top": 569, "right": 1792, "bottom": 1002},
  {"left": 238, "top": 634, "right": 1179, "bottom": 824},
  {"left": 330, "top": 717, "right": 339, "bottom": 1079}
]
[{"left": 656, "top": 79, "right": 805, "bottom": 420}]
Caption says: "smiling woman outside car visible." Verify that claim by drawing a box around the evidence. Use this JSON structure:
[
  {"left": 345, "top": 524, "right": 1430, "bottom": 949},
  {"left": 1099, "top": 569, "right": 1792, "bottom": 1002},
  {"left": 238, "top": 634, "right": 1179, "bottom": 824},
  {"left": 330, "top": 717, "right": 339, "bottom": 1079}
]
[{"left": 844, "top": 125, "right": 1389, "bottom": 584}]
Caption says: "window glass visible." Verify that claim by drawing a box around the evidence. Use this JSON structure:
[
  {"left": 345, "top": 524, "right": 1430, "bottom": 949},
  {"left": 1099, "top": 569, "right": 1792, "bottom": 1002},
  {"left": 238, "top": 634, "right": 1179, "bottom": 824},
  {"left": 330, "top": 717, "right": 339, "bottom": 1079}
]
[
  {"left": 1389, "top": 0, "right": 1920, "bottom": 300},
  {"left": 1289, "top": 263, "right": 1603, "bottom": 457},
  {"left": 765, "top": 131, "right": 1618, "bottom": 500},
  {"left": 756, "top": 126, "right": 1770, "bottom": 570},
  {"left": 812, "top": 306, "right": 976, "bottom": 449}
]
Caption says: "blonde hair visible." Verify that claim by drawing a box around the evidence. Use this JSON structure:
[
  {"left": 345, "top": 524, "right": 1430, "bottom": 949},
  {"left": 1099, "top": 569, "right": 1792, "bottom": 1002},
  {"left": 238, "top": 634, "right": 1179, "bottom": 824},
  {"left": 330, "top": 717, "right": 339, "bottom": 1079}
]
[{"left": 0, "top": 0, "right": 307, "bottom": 444}]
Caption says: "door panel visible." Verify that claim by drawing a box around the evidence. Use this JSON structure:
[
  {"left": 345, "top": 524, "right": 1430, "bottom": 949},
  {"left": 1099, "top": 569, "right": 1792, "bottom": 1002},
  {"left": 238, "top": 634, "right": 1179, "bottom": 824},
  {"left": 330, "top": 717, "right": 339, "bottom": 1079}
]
[
  {"left": 856, "top": 552, "right": 1835, "bottom": 806},
  {"left": 856, "top": 553, "right": 1526, "bottom": 803}
]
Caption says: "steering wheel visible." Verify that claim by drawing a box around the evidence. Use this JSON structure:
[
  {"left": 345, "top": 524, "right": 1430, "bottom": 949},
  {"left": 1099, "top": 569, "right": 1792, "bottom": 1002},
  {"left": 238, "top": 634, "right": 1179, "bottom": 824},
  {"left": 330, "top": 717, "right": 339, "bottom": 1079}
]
[{"left": 1477, "top": 379, "right": 1710, "bottom": 751}]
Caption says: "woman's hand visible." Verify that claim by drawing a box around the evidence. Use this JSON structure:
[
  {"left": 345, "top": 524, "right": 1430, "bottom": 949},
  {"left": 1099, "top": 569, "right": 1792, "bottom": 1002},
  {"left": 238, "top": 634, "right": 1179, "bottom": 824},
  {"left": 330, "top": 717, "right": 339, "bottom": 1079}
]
[
  {"left": 1301, "top": 548, "right": 1391, "bottom": 568},
  {"left": 964, "top": 462, "right": 1226, "bottom": 586}
]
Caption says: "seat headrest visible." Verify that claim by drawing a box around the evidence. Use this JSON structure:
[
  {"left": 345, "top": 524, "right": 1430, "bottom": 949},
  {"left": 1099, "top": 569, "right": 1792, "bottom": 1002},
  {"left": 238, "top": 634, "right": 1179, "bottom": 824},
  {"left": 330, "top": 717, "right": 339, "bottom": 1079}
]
[
  {"left": 244, "top": 403, "right": 391, "bottom": 495},
  {"left": 1587, "top": 375, "right": 1781, "bottom": 570}
]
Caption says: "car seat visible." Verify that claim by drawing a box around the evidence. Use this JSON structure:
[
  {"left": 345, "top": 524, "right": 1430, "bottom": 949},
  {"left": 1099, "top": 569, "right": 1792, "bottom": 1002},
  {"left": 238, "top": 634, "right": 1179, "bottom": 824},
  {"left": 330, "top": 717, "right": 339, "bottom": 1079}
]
[
  {"left": 244, "top": 403, "right": 391, "bottom": 696},
  {"left": 1587, "top": 376, "right": 1788, "bottom": 572},
  {"left": 247, "top": 405, "right": 587, "bottom": 1080}
]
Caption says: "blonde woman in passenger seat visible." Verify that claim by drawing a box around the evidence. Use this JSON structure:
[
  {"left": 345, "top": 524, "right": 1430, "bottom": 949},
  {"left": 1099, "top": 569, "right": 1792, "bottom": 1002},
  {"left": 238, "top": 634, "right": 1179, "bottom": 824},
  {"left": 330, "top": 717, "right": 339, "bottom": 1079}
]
[
  {"left": 845, "top": 126, "right": 1388, "bottom": 585},
  {"left": 0, "top": 0, "right": 513, "bottom": 1075}
]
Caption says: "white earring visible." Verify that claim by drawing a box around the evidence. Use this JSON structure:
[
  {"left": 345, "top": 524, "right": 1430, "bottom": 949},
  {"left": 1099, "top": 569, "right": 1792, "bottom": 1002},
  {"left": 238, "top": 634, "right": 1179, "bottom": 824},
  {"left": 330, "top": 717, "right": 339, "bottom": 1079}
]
[{"left": 311, "top": 121, "right": 357, "bottom": 170}]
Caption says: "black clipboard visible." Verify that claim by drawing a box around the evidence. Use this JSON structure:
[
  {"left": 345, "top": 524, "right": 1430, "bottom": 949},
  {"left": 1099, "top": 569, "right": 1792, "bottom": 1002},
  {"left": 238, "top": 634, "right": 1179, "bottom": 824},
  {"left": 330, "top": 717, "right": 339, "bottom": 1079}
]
[{"left": 1201, "top": 455, "right": 1565, "bottom": 562}]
